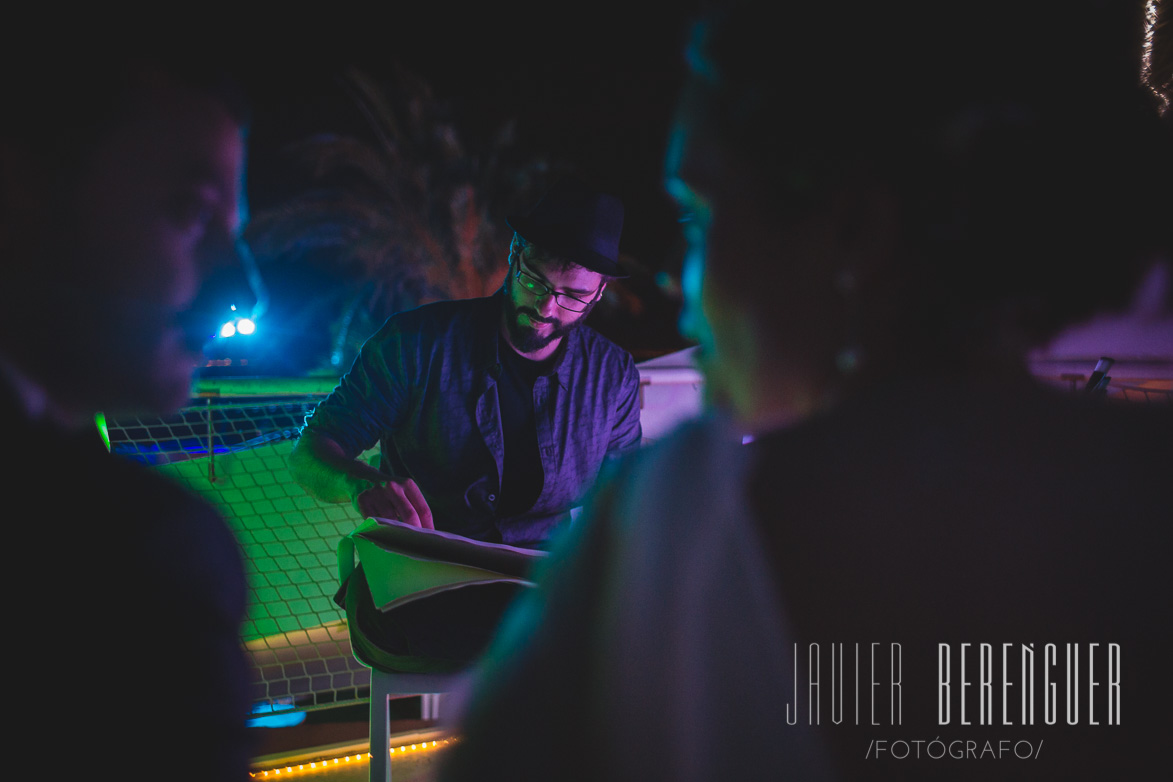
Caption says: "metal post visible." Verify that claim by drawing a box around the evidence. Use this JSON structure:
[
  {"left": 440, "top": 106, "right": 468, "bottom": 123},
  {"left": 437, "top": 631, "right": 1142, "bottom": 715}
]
[{"left": 206, "top": 397, "right": 216, "bottom": 483}]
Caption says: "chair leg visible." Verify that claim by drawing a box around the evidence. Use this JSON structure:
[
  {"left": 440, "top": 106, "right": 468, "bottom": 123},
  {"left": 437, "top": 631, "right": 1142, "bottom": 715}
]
[{"left": 369, "top": 670, "right": 391, "bottom": 782}]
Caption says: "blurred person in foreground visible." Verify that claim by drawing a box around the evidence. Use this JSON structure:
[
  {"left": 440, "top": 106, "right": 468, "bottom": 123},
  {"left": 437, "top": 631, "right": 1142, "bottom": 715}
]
[
  {"left": 438, "top": 1, "right": 1173, "bottom": 780},
  {"left": 1, "top": 50, "right": 256, "bottom": 778}
]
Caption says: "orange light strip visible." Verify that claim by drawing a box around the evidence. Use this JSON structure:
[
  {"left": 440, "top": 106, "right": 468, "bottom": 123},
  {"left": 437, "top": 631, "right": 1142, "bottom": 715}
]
[{"left": 249, "top": 737, "right": 456, "bottom": 777}]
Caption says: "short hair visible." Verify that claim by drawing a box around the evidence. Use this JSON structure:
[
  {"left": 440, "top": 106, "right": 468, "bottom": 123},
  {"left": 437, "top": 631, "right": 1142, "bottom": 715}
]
[
  {"left": 681, "top": 1, "right": 1173, "bottom": 353},
  {"left": 3, "top": 51, "right": 250, "bottom": 181}
]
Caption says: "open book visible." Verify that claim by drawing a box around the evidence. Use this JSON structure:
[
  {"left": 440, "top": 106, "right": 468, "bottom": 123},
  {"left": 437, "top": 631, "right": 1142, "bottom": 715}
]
[{"left": 338, "top": 517, "right": 549, "bottom": 612}]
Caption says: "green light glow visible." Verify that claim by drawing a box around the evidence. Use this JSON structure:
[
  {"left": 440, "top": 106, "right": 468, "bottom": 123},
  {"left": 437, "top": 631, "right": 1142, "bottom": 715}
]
[{"left": 95, "top": 412, "right": 110, "bottom": 452}]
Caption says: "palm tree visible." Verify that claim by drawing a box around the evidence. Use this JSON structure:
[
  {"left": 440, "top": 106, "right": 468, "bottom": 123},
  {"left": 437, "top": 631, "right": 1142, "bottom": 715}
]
[{"left": 243, "top": 64, "right": 562, "bottom": 374}]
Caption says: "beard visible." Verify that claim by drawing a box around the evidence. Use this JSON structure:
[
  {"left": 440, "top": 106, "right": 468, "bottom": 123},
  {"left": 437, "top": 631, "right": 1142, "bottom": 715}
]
[{"left": 502, "top": 273, "right": 599, "bottom": 354}]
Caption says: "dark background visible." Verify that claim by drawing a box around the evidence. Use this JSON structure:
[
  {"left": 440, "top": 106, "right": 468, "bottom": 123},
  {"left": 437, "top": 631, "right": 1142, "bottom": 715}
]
[
  {"left": 225, "top": 5, "right": 704, "bottom": 367},
  {"left": 241, "top": 8, "right": 698, "bottom": 271}
]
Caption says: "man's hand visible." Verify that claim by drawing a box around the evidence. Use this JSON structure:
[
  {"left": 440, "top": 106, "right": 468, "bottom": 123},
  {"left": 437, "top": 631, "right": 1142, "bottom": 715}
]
[
  {"left": 355, "top": 478, "right": 435, "bottom": 529},
  {"left": 290, "top": 431, "right": 435, "bottom": 529}
]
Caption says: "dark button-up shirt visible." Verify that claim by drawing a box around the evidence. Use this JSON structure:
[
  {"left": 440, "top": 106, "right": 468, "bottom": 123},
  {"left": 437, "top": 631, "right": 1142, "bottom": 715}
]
[{"left": 302, "top": 290, "right": 642, "bottom": 545}]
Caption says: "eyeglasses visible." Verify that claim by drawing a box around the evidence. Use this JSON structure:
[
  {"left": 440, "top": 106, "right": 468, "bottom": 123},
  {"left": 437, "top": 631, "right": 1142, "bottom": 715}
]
[{"left": 513, "top": 262, "right": 600, "bottom": 313}]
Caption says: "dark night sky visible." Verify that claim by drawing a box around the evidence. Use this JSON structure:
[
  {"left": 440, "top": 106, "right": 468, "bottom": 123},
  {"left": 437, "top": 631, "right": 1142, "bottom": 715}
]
[
  {"left": 239, "top": 7, "right": 701, "bottom": 275},
  {"left": 222, "top": 7, "right": 705, "bottom": 362}
]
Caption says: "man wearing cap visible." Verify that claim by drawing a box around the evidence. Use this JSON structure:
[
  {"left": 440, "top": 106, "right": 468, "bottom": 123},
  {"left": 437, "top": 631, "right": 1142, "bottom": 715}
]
[{"left": 289, "top": 178, "right": 642, "bottom": 548}]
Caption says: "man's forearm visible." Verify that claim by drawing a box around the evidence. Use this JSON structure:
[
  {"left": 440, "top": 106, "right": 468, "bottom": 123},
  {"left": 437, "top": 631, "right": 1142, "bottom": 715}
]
[{"left": 288, "top": 432, "right": 384, "bottom": 505}]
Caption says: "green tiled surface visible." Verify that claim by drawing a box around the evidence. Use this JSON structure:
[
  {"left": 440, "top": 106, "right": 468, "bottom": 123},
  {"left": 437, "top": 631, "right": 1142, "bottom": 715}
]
[{"left": 110, "top": 397, "right": 375, "bottom": 712}]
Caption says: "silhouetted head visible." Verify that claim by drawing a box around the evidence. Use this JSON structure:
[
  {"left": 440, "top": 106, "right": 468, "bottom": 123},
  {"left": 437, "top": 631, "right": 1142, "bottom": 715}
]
[
  {"left": 667, "top": 0, "right": 1173, "bottom": 428},
  {"left": 1, "top": 51, "right": 253, "bottom": 421}
]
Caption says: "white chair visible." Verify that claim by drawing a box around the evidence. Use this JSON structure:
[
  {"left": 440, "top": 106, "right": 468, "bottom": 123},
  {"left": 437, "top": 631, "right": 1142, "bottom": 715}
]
[
  {"left": 338, "top": 518, "right": 542, "bottom": 781},
  {"left": 366, "top": 667, "right": 464, "bottom": 782}
]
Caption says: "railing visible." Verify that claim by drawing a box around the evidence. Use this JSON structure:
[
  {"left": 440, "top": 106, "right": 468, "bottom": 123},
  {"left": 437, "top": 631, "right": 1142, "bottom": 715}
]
[
  {"left": 106, "top": 377, "right": 375, "bottom": 716},
  {"left": 1028, "top": 356, "right": 1173, "bottom": 402},
  {"left": 102, "top": 355, "right": 1168, "bottom": 717}
]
